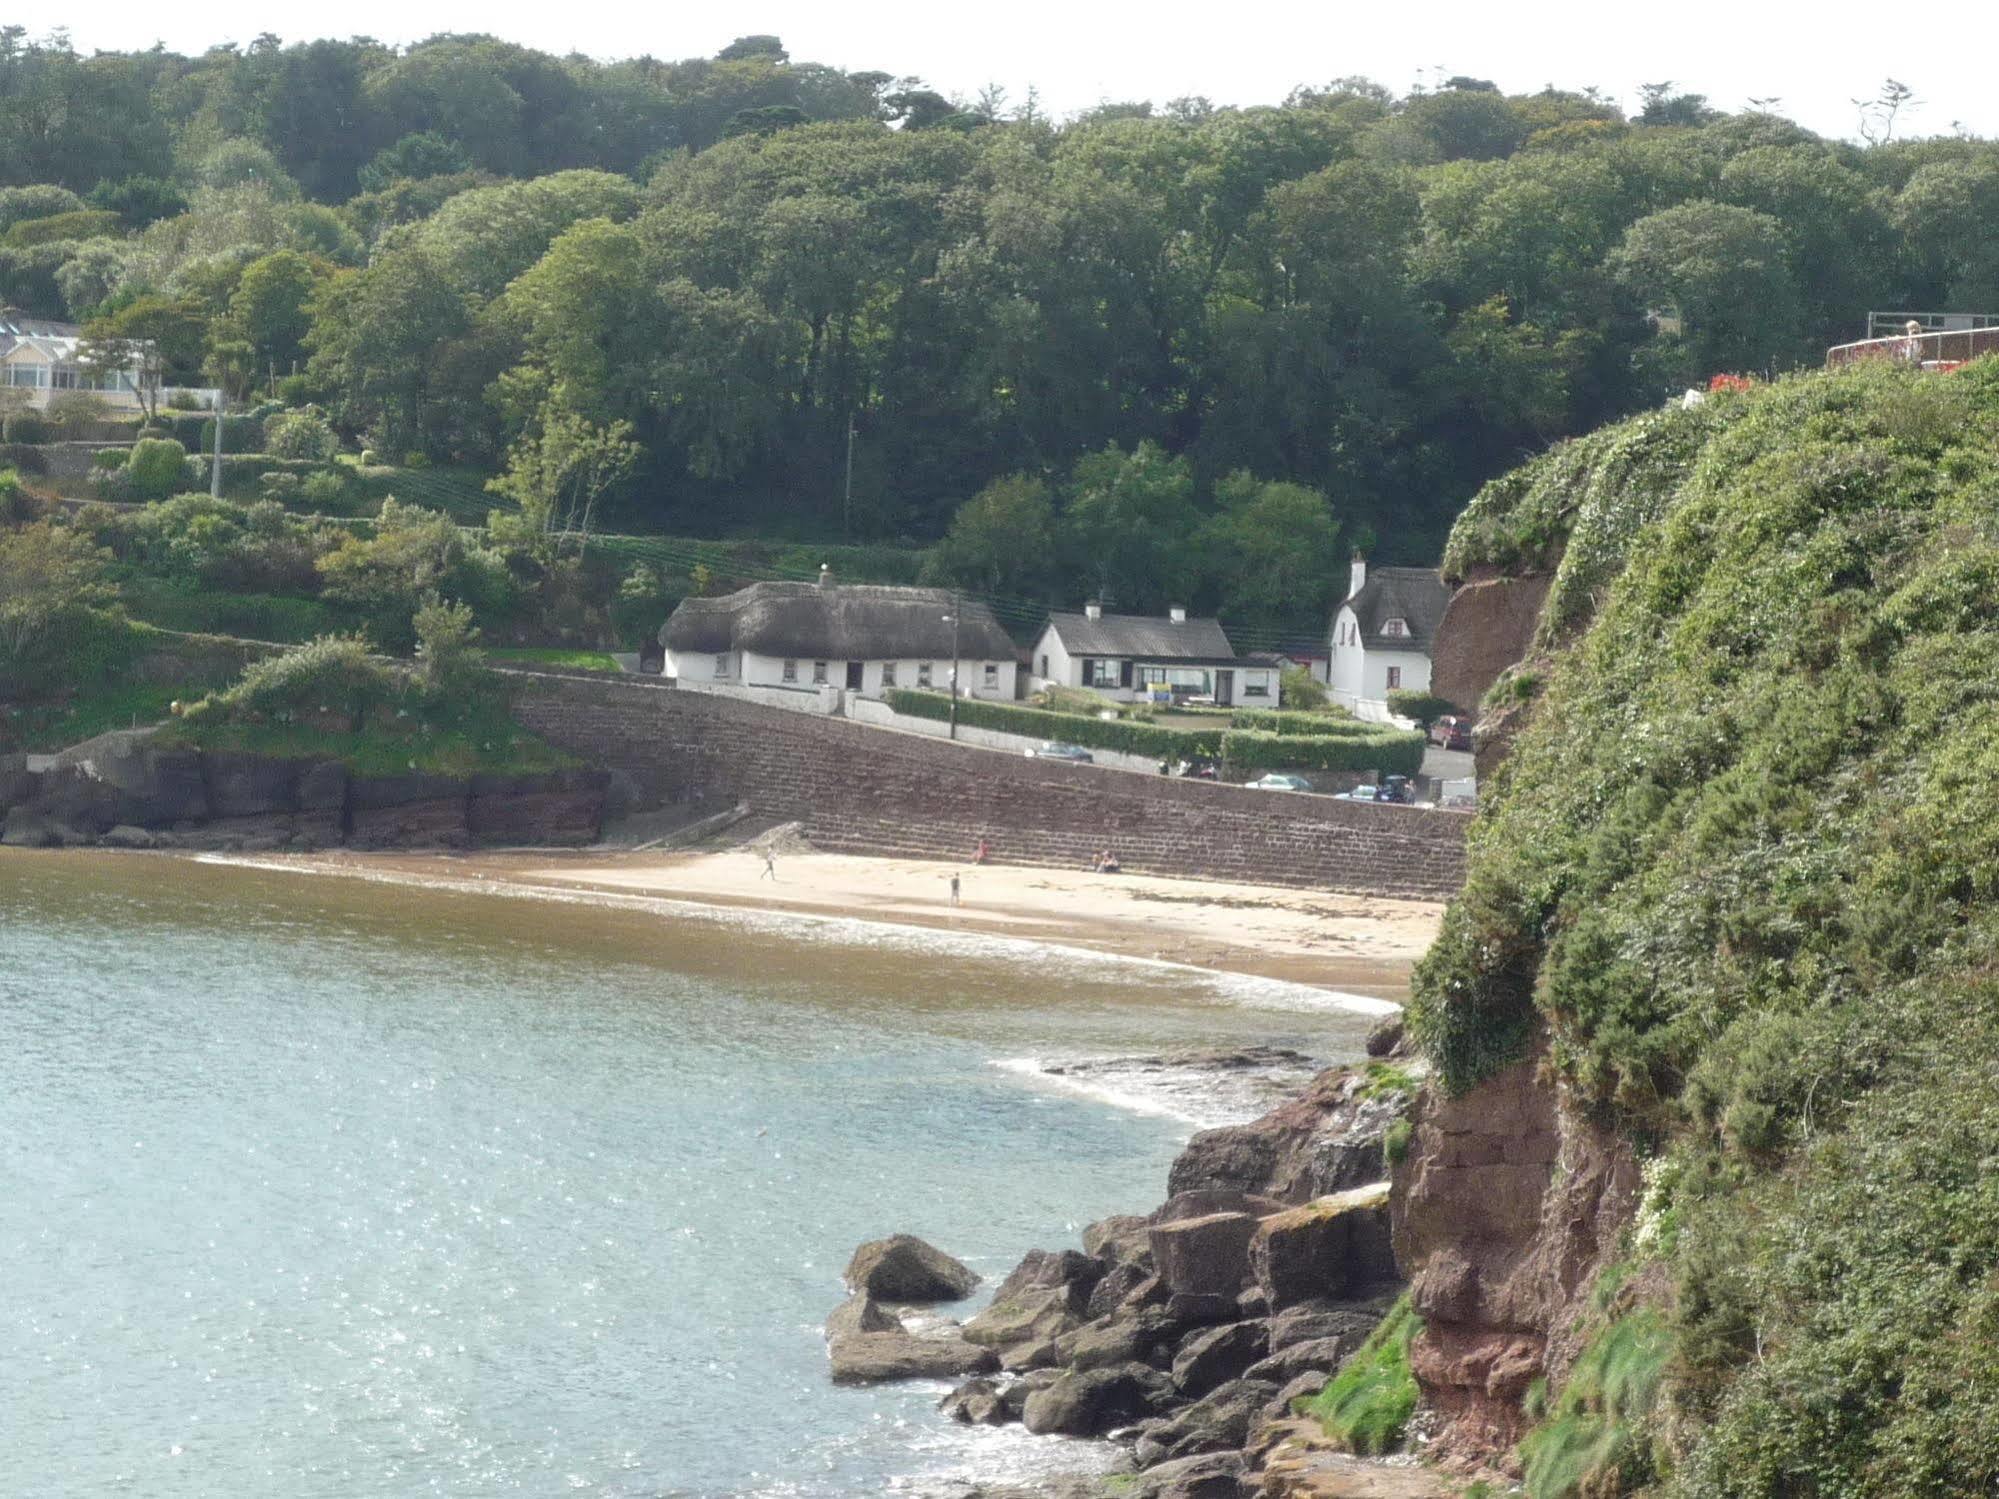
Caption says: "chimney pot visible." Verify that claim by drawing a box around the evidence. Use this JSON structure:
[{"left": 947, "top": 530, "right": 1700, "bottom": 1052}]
[
  {"left": 1169, "top": 606, "right": 1187, "bottom": 624},
  {"left": 1085, "top": 601, "right": 1102, "bottom": 621}
]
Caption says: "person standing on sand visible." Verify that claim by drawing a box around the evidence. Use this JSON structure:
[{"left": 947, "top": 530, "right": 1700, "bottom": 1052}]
[
  {"left": 760, "top": 849, "right": 778, "bottom": 881},
  {"left": 949, "top": 873, "right": 961, "bottom": 907}
]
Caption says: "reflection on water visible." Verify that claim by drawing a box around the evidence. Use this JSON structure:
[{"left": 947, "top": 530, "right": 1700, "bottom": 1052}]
[{"left": 2, "top": 850, "right": 1384, "bottom": 1498}]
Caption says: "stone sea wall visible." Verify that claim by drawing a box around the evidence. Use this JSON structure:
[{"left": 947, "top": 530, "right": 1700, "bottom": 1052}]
[{"left": 511, "top": 675, "right": 1468, "bottom": 900}]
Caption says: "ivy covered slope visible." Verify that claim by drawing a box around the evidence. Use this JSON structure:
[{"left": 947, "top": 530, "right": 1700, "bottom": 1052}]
[{"left": 1414, "top": 359, "right": 1999, "bottom": 1494}]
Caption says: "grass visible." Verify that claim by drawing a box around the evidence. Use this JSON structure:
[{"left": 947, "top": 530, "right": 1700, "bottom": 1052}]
[
  {"left": 7, "top": 678, "right": 186, "bottom": 753},
  {"left": 161, "top": 704, "right": 573, "bottom": 779},
  {"left": 1301, "top": 1293, "right": 1420, "bottom": 1454},
  {"left": 1516, "top": 1310, "right": 1672, "bottom": 1498},
  {"left": 485, "top": 646, "right": 624, "bottom": 672}
]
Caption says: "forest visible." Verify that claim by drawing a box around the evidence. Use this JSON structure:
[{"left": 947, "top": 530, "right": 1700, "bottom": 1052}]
[{"left": 4, "top": 27, "right": 1998, "bottom": 631}]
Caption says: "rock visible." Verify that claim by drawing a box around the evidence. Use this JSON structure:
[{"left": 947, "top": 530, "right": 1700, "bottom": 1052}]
[
  {"left": 1167, "top": 1066, "right": 1412, "bottom": 1204},
  {"left": 100, "top": 823, "right": 159, "bottom": 849},
  {"left": 938, "top": 1376, "right": 1009, "bottom": 1425},
  {"left": 999, "top": 1369, "right": 1059, "bottom": 1420},
  {"left": 1138, "top": 1377, "right": 1278, "bottom": 1463},
  {"left": 1150, "top": 1212, "right": 1261, "bottom": 1298},
  {"left": 843, "top": 1234, "right": 981, "bottom": 1303},
  {"left": 1053, "top": 1306, "right": 1178, "bottom": 1371},
  {"left": 1266, "top": 1299, "right": 1387, "bottom": 1353},
  {"left": 1250, "top": 1183, "right": 1395, "bottom": 1310},
  {"left": 1125, "top": 1450, "right": 1247, "bottom": 1499},
  {"left": 1087, "top": 1259, "right": 1154, "bottom": 1319},
  {"left": 1, "top": 807, "right": 57, "bottom": 847},
  {"left": 1245, "top": 1335, "right": 1347, "bottom": 1387},
  {"left": 1167, "top": 1293, "right": 1238, "bottom": 1325},
  {"left": 824, "top": 1293, "right": 899, "bottom": 1339},
  {"left": 826, "top": 1330, "right": 996, "bottom": 1384},
  {"left": 1020, "top": 1361, "right": 1174, "bottom": 1437},
  {"left": 1260, "top": 1370, "right": 1331, "bottom": 1424},
  {"left": 1236, "top": 1287, "right": 1270, "bottom": 1319},
  {"left": 1152, "top": 1189, "right": 1288, "bottom": 1225},
  {"left": 1365, "top": 1013, "right": 1408, "bottom": 1058},
  {"left": 1000, "top": 1335, "right": 1059, "bottom": 1372},
  {"left": 962, "top": 1248, "right": 1102, "bottom": 1348},
  {"left": 1172, "top": 1320, "right": 1269, "bottom": 1397},
  {"left": 1085, "top": 1213, "right": 1155, "bottom": 1265}
]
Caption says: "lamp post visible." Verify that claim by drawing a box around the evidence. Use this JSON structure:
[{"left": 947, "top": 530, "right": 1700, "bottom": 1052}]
[{"left": 943, "top": 592, "right": 962, "bottom": 740}]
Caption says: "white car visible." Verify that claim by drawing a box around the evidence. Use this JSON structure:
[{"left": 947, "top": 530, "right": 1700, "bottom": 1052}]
[{"left": 1247, "top": 773, "right": 1312, "bottom": 792}]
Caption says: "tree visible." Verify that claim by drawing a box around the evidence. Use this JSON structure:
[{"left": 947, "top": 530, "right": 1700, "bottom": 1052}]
[
  {"left": 1059, "top": 442, "right": 1202, "bottom": 612},
  {"left": 86, "top": 175, "right": 185, "bottom": 228},
  {"left": 80, "top": 296, "right": 208, "bottom": 420},
  {"left": 487, "top": 404, "right": 641, "bottom": 546},
  {"left": 920, "top": 474, "right": 1055, "bottom": 596},
  {"left": 356, "top": 132, "right": 471, "bottom": 192},
  {"left": 227, "top": 248, "right": 320, "bottom": 374},
  {"left": 412, "top": 593, "right": 482, "bottom": 691},
  {"left": 1203, "top": 472, "right": 1343, "bottom": 628},
  {"left": 0, "top": 519, "right": 112, "bottom": 665},
  {"left": 1610, "top": 201, "right": 1802, "bottom": 381},
  {"left": 305, "top": 245, "right": 471, "bottom": 455}
]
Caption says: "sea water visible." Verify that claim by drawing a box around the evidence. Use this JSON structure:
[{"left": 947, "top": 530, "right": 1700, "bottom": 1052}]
[{"left": 0, "top": 850, "right": 1385, "bottom": 1497}]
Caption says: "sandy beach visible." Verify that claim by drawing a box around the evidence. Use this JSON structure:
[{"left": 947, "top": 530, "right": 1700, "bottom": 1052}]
[{"left": 282, "top": 845, "right": 1445, "bottom": 999}]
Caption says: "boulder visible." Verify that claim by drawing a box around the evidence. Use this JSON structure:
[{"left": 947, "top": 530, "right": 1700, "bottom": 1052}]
[
  {"left": 1137, "top": 1377, "right": 1278, "bottom": 1465},
  {"left": 100, "top": 823, "right": 159, "bottom": 849},
  {"left": 1167, "top": 1066, "right": 1411, "bottom": 1203},
  {"left": 1152, "top": 1189, "right": 1288, "bottom": 1225},
  {"left": 1020, "top": 1361, "right": 1174, "bottom": 1437},
  {"left": 1054, "top": 1307, "right": 1178, "bottom": 1371},
  {"left": 1168, "top": 1292, "right": 1239, "bottom": 1325},
  {"left": 1266, "top": 1299, "right": 1386, "bottom": 1353},
  {"left": 999, "top": 1369, "right": 1059, "bottom": 1420},
  {"left": 1365, "top": 1013, "right": 1408, "bottom": 1058},
  {"left": 1150, "top": 1211, "right": 1261, "bottom": 1299},
  {"left": 1172, "top": 1320, "right": 1269, "bottom": 1397},
  {"left": 827, "top": 1330, "right": 996, "bottom": 1384},
  {"left": 962, "top": 1248, "right": 1103, "bottom": 1349},
  {"left": 938, "top": 1376, "right": 1009, "bottom": 1425},
  {"left": 1244, "top": 1335, "right": 1346, "bottom": 1387},
  {"left": 1087, "top": 1259, "right": 1154, "bottom": 1320},
  {"left": 1, "top": 807, "right": 58, "bottom": 847},
  {"left": 824, "top": 1293, "right": 899, "bottom": 1340},
  {"left": 1260, "top": 1370, "right": 1331, "bottom": 1425},
  {"left": 843, "top": 1234, "right": 981, "bottom": 1303},
  {"left": 1000, "top": 1335, "right": 1059, "bottom": 1372},
  {"left": 1125, "top": 1451, "right": 1248, "bottom": 1499},
  {"left": 1249, "top": 1183, "right": 1394, "bottom": 1310},
  {"left": 1084, "top": 1213, "right": 1154, "bottom": 1265}
]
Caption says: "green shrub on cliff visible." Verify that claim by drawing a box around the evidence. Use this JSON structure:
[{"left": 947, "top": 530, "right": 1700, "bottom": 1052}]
[
  {"left": 1412, "top": 357, "right": 1999, "bottom": 1495},
  {"left": 1303, "top": 1293, "right": 1420, "bottom": 1454},
  {"left": 1518, "top": 1309, "right": 1673, "bottom": 1498}
]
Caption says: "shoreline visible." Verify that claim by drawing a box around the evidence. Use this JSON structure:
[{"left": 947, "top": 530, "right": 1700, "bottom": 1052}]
[{"left": 199, "top": 845, "right": 1443, "bottom": 1004}]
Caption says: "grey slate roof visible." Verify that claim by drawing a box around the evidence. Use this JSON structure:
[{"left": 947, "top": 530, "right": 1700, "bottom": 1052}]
[
  {"left": 663, "top": 581, "right": 1016, "bottom": 661},
  {"left": 1344, "top": 567, "right": 1451, "bottom": 652},
  {"left": 1043, "top": 610, "right": 1237, "bottom": 662},
  {"left": 0, "top": 314, "right": 86, "bottom": 361}
]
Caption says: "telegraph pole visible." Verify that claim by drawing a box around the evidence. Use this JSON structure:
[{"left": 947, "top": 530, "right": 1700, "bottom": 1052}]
[
  {"left": 843, "top": 416, "right": 855, "bottom": 541},
  {"left": 209, "top": 388, "right": 224, "bottom": 499},
  {"left": 948, "top": 590, "right": 962, "bottom": 740}
]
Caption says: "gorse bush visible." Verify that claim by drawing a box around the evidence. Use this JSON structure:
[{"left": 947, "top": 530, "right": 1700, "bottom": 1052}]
[{"left": 1413, "top": 357, "right": 1999, "bottom": 1496}]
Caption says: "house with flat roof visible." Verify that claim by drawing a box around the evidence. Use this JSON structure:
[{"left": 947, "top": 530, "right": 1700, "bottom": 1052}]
[
  {"left": 1028, "top": 604, "right": 1279, "bottom": 708},
  {"left": 662, "top": 579, "right": 1019, "bottom": 701},
  {"left": 1328, "top": 557, "right": 1451, "bottom": 718}
]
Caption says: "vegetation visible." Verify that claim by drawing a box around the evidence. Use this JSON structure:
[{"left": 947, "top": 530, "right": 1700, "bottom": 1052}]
[
  {"left": 1219, "top": 726, "right": 1425, "bottom": 775},
  {"left": 1385, "top": 689, "right": 1457, "bottom": 729},
  {"left": 1411, "top": 358, "right": 1999, "bottom": 1494},
  {"left": 1302, "top": 1294, "right": 1421, "bottom": 1454},
  {"left": 884, "top": 688, "right": 1226, "bottom": 759}
]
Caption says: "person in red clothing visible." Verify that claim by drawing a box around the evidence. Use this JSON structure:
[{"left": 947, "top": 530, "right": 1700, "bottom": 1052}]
[{"left": 972, "top": 838, "right": 990, "bottom": 865}]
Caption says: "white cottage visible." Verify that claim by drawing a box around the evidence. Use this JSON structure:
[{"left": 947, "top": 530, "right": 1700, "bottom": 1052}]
[
  {"left": 1328, "top": 558, "right": 1451, "bottom": 718},
  {"left": 662, "top": 580, "right": 1018, "bottom": 701},
  {"left": 1028, "top": 604, "right": 1280, "bottom": 707}
]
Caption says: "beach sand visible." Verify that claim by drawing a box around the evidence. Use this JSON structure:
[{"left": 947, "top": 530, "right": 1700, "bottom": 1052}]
[{"left": 289, "top": 846, "right": 1445, "bottom": 1000}]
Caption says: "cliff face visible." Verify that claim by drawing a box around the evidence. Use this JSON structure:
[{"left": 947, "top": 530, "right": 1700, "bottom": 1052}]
[{"left": 1393, "top": 361, "right": 1999, "bottom": 1494}]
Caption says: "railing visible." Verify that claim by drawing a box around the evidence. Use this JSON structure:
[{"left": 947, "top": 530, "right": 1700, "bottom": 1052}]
[
  {"left": 1864, "top": 310, "right": 1999, "bottom": 339},
  {"left": 1825, "top": 327, "right": 1999, "bottom": 369}
]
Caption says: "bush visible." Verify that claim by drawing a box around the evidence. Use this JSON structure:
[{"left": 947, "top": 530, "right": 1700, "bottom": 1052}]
[
  {"left": 0, "top": 208, "right": 122, "bottom": 247},
  {"left": 1221, "top": 727, "right": 1426, "bottom": 775},
  {"left": 263, "top": 405, "right": 340, "bottom": 461},
  {"left": 884, "top": 688, "right": 1225, "bottom": 759},
  {"left": 223, "top": 633, "right": 398, "bottom": 723},
  {"left": 413, "top": 595, "right": 482, "bottom": 691},
  {"left": 1280, "top": 663, "right": 1329, "bottom": 709},
  {"left": 194, "top": 413, "right": 267, "bottom": 454},
  {"left": 91, "top": 447, "right": 126, "bottom": 471},
  {"left": 125, "top": 437, "right": 190, "bottom": 500},
  {"left": 274, "top": 374, "right": 318, "bottom": 408},
  {"left": 165, "top": 390, "right": 202, "bottom": 412},
  {"left": 0, "top": 441, "right": 47, "bottom": 475},
  {"left": 1230, "top": 708, "right": 1375, "bottom": 736},
  {"left": 45, "top": 390, "right": 111, "bottom": 429},
  {"left": 2, "top": 412, "right": 49, "bottom": 444},
  {"left": 1385, "top": 689, "right": 1457, "bottom": 729}
]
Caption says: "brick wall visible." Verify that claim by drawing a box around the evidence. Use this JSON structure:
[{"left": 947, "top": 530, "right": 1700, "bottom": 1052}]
[{"left": 513, "top": 675, "right": 1467, "bottom": 900}]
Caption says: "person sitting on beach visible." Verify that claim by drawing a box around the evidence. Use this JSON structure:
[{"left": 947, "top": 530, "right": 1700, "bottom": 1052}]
[
  {"left": 972, "top": 839, "right": 990, "bottom": 865},
  {"left": 1095, "top": 849, "right": 1122, "bottom": 874}
]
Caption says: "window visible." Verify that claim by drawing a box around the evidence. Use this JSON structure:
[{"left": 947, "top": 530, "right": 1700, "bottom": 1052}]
[
  {"left": 714, "top": 653, "right": 731, "bottom": 677},
  {"left": 917, "top": 662, "right": 933, "bottom": 687},
  {"left": 1243, "top": 675, "right": 1271, "bottom": 697},
  {"left": 1039, "top": 654, "right": 1049, "bottom": 677},
  {"left": 1386, "top": 666, "right": 1402, "bottom": 690},
  {"left": 812, "top": 661, "right": 828, "bottom": 684},
  {"left": 1381, "top": 618, "right": 1408, "bottom": 637},
  {"left": 1087, "top": 658, "right": 1121, "bottom": 688},
  {"left": 881, "top": 662, "right": 898, "bottom": 688},
  {"left": 983, "top": 663, "right": 999, "bottom": 689},
  {"left": 781, "top": 659, "right": 797, "bottom": 683}
]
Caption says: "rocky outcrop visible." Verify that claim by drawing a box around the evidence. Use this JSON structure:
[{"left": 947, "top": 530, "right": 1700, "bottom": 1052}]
[
  {"left": 1389, "top": 1045, "right": 1639, "bottom": 1472},
  {"left": 827, "top": 1329, "right": 997, "bottom": 1384},
  {"left": 0, "top": 740, "right": 607, "bottom": 851},
  {"left": 843, "top": 1233, "right": 981, "bottom": 1303},
  {"left": 1427, "top": 570, "right": 1552, "bottom": 717},
  {"left": 1168, "top": 1068, "right": 1414, "bottom": 1205}
]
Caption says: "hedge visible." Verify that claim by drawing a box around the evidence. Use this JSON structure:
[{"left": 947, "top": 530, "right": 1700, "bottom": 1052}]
[
  {"left": 1221, "top": 727, "right": 1425, "bottom": 775},
  {"left": 1230, "top": 707, "right": 1379, "bottom": 738},
  {"left": 154, "top": 411, "right": 264, "bottom": 454},
  {"left": 0, "top": 441, "right": 47, "bottom": 474},
  {"left": 884, "top": 688, "right": 1224, "bottom": 758}
]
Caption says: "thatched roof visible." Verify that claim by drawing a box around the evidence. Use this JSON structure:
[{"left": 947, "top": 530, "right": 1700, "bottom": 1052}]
[
  {"left": 1345, "top": 567, "right": 1450, "bottom": 651},
  {"left": 1042, "top": 610, "right": 1237, "bottom": 662},
  {"left": 663, "top": 581, "right": 1016, "bottom": 660}
]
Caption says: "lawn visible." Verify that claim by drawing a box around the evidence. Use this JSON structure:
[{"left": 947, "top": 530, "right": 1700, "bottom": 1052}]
[{"left": 485, "top": 647, "right": 625, "bottom": 673}]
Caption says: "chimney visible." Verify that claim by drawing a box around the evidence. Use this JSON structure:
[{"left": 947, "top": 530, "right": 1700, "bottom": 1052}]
[
  {"left": 1169, "top": 606, "right": 1187, "bottom": 624},
  {"left": 1085, "top": 601, "right": 1102, "bottom": 621},
  {"left": 817, "top": 563, "right": 831, "bottom": 588},
  {"left": 1348, "top": 552, "right": 1367, "bottom": 600}
]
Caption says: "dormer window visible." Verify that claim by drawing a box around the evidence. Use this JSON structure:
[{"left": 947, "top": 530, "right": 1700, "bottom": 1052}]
[{"left": 1381, "top": 618, "right": 1408, "bottom": 638}]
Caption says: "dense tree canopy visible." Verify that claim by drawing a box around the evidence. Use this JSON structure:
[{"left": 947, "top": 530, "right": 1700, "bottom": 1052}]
[{"left": 1, "top": 28, "right": 1993, "bottom": 631}]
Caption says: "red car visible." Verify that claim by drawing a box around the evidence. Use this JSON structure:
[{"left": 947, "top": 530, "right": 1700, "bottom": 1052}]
[{"left": 1428, "top": 715, "right": 1474, "bottom": 751}]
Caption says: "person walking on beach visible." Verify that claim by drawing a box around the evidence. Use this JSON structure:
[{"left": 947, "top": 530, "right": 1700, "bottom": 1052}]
[
  {"left": 760, "top": 848, "right": 778, "bottom": 881},
  {"left": 949, "top": 873, "right": 962, "bottom": 907}
]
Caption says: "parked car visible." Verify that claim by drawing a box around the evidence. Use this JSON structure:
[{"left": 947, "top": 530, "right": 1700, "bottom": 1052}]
[
  {"left": 1374, "top": 775, "right": 1415, "bottom": 803},
  {"left": 1247, "top": 773, "right": 1313, "bottom": 792},
  {"left": 1428, "top": 715, "right": 1474, "bottom": 751},
  {"left": 1026, "top": 741, "right": 1094, "bottom": 763},
  {"left": 1179, "top": 756, "right": 1220, "bottom": 780},
  {"left": 1334, "top": 785, "right": 1380, "bottom": 802}
]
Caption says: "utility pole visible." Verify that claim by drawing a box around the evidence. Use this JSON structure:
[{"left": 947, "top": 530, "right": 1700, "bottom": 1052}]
[
  {"left": 843, "top": 415, "right": 855, "bottom": 542},
  {"left": 209, "top": 388, "right": 223, "bottom": 499}
]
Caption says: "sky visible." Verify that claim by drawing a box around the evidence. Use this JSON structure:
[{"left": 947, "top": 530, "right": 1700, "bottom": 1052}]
[{"left": 58, "top": 0, "right": 1999, "bottom": 143}]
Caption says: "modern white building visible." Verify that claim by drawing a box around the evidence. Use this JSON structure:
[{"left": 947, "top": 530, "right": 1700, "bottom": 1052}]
[
  {"left": 1028, "top": 604, "right": 1280, "bottom": 708},
  {"left": 1328, "top": 557, "right": 1451, "bottom": 719},
  {"left": 662, "top": 579, "right": 1019, "bottom": 701},
  {"left": 0, "top": 313, "right": 149, "bottom": 412}
]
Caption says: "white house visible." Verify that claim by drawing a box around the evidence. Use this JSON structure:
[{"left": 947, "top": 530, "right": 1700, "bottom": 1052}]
[
  {"left": 0, "top": 312, "right": 149, "bottom": 412},
  {"left": 1028, "top": 604, "right": 1280, "bottom": 708},
  {"left": 1328, "top": 557, "right": 1451, "bottom": 718},
  {"left": 662, "top": 579, "right": 1019, "bottom": 701}
]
